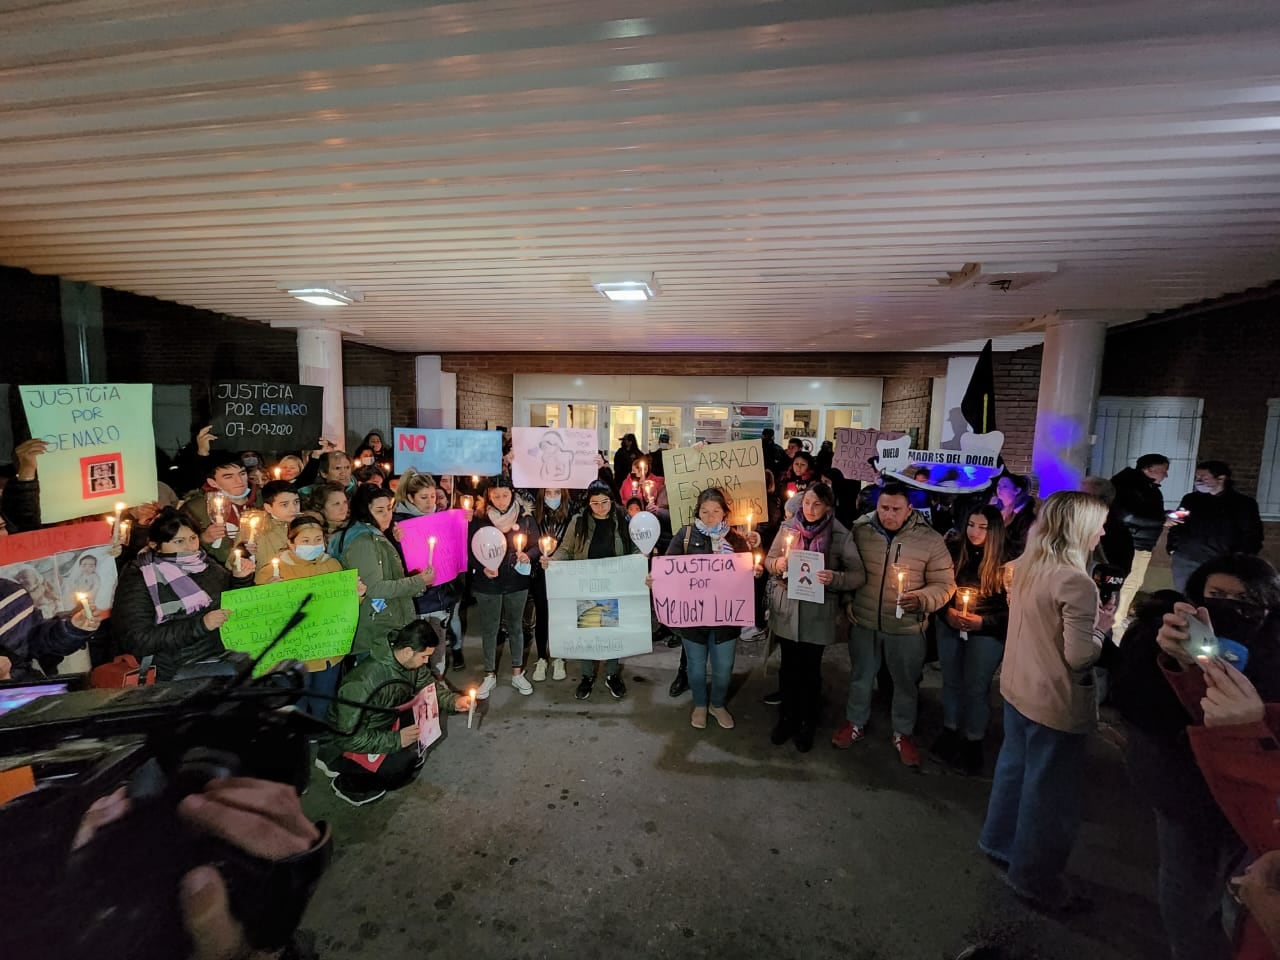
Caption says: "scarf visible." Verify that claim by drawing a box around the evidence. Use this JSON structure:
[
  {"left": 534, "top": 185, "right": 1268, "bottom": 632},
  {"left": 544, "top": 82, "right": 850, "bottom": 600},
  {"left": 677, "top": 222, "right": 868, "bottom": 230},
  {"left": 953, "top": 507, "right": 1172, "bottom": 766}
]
[
  {"left": 138, "top": 550, "right": 213, "bottom": 624},
  {"left": 694, "top": 519, "right": 734, "bottom": 554},
  {"left": 202, "top": 480, "right": 249, "bottom": 529},
  {"left": 397, "top": 501, "right": 429, "bottom": 519},
  {"left": 488, "top": 501, "right": 521, "bottom": 533},
  {"left": 794, "top": 510, "right": 834, "bottom": 556}
]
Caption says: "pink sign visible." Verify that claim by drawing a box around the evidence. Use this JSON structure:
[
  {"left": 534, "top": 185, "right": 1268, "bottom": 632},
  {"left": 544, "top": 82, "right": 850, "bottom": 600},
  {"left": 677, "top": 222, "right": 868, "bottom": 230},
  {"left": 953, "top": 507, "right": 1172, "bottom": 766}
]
[
  {"left": 832, "top": 428, "right": 906, "bottom": 483},
  {"left": 651, "top": 551, "right": 755, "bottom": 629},
  {"left": 398, "top": 509, "right": 468, "bottom": 586}
]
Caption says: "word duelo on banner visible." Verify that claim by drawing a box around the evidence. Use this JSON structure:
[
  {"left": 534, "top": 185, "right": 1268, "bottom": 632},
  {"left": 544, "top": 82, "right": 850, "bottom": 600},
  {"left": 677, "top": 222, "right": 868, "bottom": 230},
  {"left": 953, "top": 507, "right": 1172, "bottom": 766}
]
[{"left": 875, "top": 431, "right": 1005, "bottom": 494}]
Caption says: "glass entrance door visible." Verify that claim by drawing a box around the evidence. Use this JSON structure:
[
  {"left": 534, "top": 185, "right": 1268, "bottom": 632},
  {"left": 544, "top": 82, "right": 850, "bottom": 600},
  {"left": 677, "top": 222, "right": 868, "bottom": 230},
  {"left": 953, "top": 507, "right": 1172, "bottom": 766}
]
[
  {"left": 609, "top": 405, "right": 643, "bottom": 454},
  {"left": 646, "top": 405, "right": 681, "bottom": 450}
]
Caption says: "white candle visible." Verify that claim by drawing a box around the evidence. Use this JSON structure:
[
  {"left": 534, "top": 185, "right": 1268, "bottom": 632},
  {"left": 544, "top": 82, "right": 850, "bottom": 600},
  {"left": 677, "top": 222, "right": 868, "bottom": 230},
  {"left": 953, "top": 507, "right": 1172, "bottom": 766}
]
[
  {"left": 271, "top": 557, "right": 281, "bottom": 580},
  {"left": 514, "top": 531, "right": 526, "bottom": 555},
  {"left": 468, "top": 688, "right": 477, "bottom": 729},
  {"left": 428, "top": 536, "right": 437, "bottom": 568},
  {"left": 273, "top": 467, "right": 282, "bottom": 480},
  {"left": 232, "top": 548, "right": 243, "bottom": 575},
  {"left": 118, "top": 519, "right": 131, "bottom": 544},
  {"left": 212, "top": 495, "right": 225, "bottom": 525},
  {"left": 960, "top": 589, "right": 973, "bottom": 640},
  {"left": 114, "top": 502, "right": 126, "bottom": 524},
  {"left": 107, "top": 515, "right": 119, "bottom": 545},
  {"left": 746, "top": 511, "right": 754, "bottom": 536},
  {"left": 75, "top": 592, "right": 94, "bottom": 623},
  {"left": 540, "top": 535, "right": 554, "bottom": 556},
  {"left": 461, "top": 496, "right": 474, "bottom": 513}
]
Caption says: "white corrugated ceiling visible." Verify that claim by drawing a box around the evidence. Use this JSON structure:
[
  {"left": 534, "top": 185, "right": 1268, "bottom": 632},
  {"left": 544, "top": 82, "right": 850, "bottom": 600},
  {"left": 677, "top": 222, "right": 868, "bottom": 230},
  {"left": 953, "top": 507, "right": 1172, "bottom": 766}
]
[{"left": 2, "top": 0, "right": 1279, "bottom": 352}]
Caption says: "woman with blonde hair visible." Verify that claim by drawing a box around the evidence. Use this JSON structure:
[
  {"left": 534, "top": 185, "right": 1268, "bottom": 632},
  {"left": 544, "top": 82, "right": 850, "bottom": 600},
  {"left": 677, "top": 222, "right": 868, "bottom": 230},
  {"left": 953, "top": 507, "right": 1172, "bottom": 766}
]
[{"left": 979, "top": 490, "right": 1113, "bottom": 911}]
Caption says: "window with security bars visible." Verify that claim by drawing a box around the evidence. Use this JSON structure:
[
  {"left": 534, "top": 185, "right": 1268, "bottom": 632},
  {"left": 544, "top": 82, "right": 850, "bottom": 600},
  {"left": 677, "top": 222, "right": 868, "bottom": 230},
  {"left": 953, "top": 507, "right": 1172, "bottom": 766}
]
[
  {"left": 1090, "top": 396, "right": 1204, "bottom": 510},
  {"left": 1258, "top": 399, "right": 1280, "bottom": 520},
  {"left": 344, "top": 385, "right": 391, "bottom": 453}
]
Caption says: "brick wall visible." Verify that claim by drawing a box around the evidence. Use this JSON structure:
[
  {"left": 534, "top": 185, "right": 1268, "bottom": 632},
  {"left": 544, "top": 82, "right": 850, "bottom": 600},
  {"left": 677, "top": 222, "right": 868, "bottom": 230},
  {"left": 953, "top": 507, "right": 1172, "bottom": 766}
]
[
  {"left": 992, "top": 346, "right": 1043, "bottom": 475},
  {"left": 439, "top": 351, "right": 948, "bottom": 379},
  {"left": 455, "top": 372, "right": 514, "bottom": 430},
  {"left": 879, "top": 377, "right": 931, "bottom": 442}
]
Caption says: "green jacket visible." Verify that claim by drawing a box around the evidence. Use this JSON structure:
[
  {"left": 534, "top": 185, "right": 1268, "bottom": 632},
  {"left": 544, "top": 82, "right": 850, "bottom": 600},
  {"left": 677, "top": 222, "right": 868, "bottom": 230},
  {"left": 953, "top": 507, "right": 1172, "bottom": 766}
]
[
  {"left": 331, "top": 523, "right": 423, "bottom": 657},
  {"left": 319, "top": 647, "right": 457, "bottom": 760}
]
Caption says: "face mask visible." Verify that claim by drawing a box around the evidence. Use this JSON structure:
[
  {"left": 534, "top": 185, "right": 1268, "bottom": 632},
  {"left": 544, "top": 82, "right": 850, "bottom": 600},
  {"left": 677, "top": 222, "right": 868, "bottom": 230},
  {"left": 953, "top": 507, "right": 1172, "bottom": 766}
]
[
  {"left": 294, "top": 544, "right": 325, "bottom": 561},
  {"left": 1203, "top": 597, "right": 1269, "bottom": 647},
  {"left": 221, "top": 486, "right": 251, "bottom": 502},
  {"left": 1194, "top": 482, "right": 1218, "bottom": 495},
  {"left": 544, "top": 496, "right": 561, "bottom": 509}
]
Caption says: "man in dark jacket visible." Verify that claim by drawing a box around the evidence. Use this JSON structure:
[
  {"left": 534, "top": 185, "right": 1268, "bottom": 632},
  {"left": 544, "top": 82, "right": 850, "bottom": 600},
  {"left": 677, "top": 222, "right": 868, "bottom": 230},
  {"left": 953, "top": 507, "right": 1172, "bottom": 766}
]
[
  {"left": 0, "top": 576, "right": 99, "bottom": 680},
  {"left": 1111, "top": 453, "right": 1171, "bottom": 625}
]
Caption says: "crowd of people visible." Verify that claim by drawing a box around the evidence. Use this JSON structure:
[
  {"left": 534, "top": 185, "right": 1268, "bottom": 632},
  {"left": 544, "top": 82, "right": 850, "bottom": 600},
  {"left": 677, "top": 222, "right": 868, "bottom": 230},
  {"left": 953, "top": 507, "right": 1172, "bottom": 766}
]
[{"left": 1, "top": 421, "right": 1279, "bottom": 960}]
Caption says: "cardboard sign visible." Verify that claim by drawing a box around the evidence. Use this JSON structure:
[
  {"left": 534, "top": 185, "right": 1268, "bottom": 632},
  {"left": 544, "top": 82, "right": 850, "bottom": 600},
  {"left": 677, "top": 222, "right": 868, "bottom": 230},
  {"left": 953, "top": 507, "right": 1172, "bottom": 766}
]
[
  {"left": 651, "top": 552, "right": 755, "bottom": 628},
  {"left": 875, "top": 431, "right": 1005, "bottom": 494},
  {"left": 510, "top": 427, "right": 599, "bottom": 489},
  {"left": 393, "top": 428, "right": 502, "bottom": 477},
  {"left": 0, "top": 523, "right": 118, "bottom": 618},
  {"left": 833, "top": 428, "right": 906, "bottom": 483},
  {"left": 545, "top": 555, "right": 651, "bottom": 661},
  {"left": 787, "top": 550, "right": 825, "bottom": 603},
  {"left": 399, "top": 683, "right": 442, "bottom": 754},
  {"left": 218, "top": 569, "right": 360, "bottom": 675},
  {"left": 20, "top": 384, "right": 157, "bottom": 523},
  {"left": 210, "top": 381, "right": 323, "bottom": 452},
  {"left": 398, "top": 509, "right": 468, "bottom": 585},
  {"left": 664, "top": 439, "right": 766, "bottom": 531}
]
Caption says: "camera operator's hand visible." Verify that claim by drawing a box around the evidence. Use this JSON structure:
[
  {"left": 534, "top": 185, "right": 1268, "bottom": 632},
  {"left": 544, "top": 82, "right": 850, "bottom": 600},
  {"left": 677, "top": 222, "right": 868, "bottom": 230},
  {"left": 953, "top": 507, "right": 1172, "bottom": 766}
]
[
  {"left": 203, "top": 608, "right": 231, "bottom": 631},
  {"left": 1157, "top": 602, "right": 1210, "bottom": 666},
  {"left": 178, "top": 779, "right": 322, "bottom": 960},
  {"left": 399, "top": 724, "right": 421, "bottom": 749}
]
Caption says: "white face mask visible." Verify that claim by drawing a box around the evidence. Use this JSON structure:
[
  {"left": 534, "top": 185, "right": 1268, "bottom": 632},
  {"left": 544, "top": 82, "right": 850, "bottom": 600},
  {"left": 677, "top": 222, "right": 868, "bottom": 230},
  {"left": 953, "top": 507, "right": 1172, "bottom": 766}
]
[
  {"left": 294, "top": 544, "right": 325, "bottom": 561},
  {"left": 1194, "top": 482, "right": 1218, "bottom": 495}
]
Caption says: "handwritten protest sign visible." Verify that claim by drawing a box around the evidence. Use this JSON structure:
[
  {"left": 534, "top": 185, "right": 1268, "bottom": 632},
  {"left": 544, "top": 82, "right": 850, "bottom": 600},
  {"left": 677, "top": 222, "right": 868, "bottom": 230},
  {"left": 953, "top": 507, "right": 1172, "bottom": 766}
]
[
  {"left": 398, "top": 509, "right": 468, "bottom": 585},
  {"left": 875, "top": 431, "right": 1005, "bottom": 494},
  {"left": 210, "top": 381, "right": 323, "bottom": 452},
  {"left": 833, "top": 428, "right": 906, "bottom": 483},
  {"left": 510, "top": 427, "right": 599, "bottom": 489},
  {"left": 651, "top": 552, "right": 755, "bottom": 628},
  {"left": 399, "top": 683, "right": 442, "bottom": 753},
  {"left": 787, "top": 550, "right": 825, "bottom": 603},
  {"left": 20, "top": 384, "right": 157, "bottom": 523},
  {"left": 0, "top": 523, "right": 118, "bottom": 619},
  {"left": 393, "top": 428, "right": 502, "bottom": 476},
  {"left": 546, "top": 555, "right": 651, "bottom": 661},
  {"left": 219, "top": 570, "right": 359, "bottom": 675},
  {"left": 665, "top": 439, "right": 766, "bottom": 530}
]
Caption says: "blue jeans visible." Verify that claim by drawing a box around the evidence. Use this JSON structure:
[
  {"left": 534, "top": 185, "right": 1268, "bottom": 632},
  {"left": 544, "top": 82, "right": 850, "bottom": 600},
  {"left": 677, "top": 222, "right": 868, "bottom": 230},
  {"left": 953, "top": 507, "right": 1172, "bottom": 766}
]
[
  {"left": 979, "top": 700, "right": 1088, "bottom": 902},
  {"left": 581, "top": 658, "right": 619, "bottom": 678},
  {"left": 300, "top": 663, "right": 342, "bottom": 720},
  {"left": 936, "top": 620, "right": 1004, "bottom": 740},
  {"left": 1155, "top": 811, "right": 1239, "bottom": 960},
  {"left": 682, "top": 634, "right": 736, "bottom": 708}
]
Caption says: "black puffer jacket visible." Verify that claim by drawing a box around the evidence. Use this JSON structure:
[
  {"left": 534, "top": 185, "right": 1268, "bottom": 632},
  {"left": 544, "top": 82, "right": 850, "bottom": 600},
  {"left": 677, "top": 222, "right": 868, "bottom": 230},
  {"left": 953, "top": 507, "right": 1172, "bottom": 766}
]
[
  {"left": 1111, "top": 467, "right": 1167, "bottom": 552},
  {"left": 1167, "top": 488, "right": 1264, "bottom": 566},
  {"left": 665, "top": 524, "right": 752, "bottom": 644},
  {"left": 944, "top": 543, "right": 1009, "bottom": 642}
]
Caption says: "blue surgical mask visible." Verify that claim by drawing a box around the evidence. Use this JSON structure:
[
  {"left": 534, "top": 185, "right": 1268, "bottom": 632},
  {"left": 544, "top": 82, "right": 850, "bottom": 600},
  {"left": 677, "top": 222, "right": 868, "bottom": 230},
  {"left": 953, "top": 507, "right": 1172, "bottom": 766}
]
[
  {"left": 294, "top": 544, "right": 325, "bottom": 561},
  {"left": 544, "top": 495, "right": 561, "bottom": 509}
]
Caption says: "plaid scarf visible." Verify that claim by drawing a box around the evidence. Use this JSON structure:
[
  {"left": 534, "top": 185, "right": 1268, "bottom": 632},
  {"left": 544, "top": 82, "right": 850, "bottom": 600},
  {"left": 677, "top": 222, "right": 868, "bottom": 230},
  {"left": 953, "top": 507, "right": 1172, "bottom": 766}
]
[{"left": 138, "top": 550, "right": 213, "bottom": 624}]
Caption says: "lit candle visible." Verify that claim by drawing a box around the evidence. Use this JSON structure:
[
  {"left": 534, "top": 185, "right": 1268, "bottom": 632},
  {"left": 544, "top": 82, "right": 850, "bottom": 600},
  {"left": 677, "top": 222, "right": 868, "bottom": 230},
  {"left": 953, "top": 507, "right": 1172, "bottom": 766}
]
[
  {"left": 468, "top": 688, "right": 477, "bottom": 729},
  {"left": 428, "top": 535, "right": 437, "bottom": 568},
  {"left": 248, "top": 515, "right": 260, "bottom": 543},
  {"left": 895, "top": 567, "right": 906, "bottom": 620},
  {"left": 644, "top": 480, "right": 653, "bottom": 503},
  {"left": 271, "top": 557, "right": 281, "bottom": 580},
  {"left": 961, "top": 590, "right": 972, "bottom": 618},
  {"left": 754, "top": 550, "right": 762, "bottom": 571},
  {"left": 107, "top": 515, "right": 119, "bottom": 545},
  {"left": 471, "top": 475, "right": 479, "bottom": 487},
  {"left": 118, "top": 519, "right": 131, "bottom": 544},
  {"left": 786, "top": 484, "right": 797, "bottom": 499},
  {"left": 897, "top": 568, "right": 906, "bottom": 599},
  {"left": 380, "top": 461, "right": 391, "bottom": 474},
  {"left": 273, "top": 466, "right": 282, "bottom": 480},
  {"left": 540, "top": 535, "right": 554, "bottom": 556},
  {"left": 514, "top": 531, "right": 526, "bottom": 555},
  {"left": 114, "top": 502, "right": 126, "bottom": 524},
  {"left": 75, "top": 592, "right": 95, "bottom": 623},
  {"left": 212, "top": 495, "right": 225, "bottom": 525},
  {"left": 784, "top": 533, "right": 794, "bottom": 554},
  {"left": 461, "top": 495, "right": 474, "bottom": 513},
  {"left": 232, "top": 548, "right": 243, "bottom": 575},
  {"left": 746, "top": 511, "right": 754, "bottom": 536}
]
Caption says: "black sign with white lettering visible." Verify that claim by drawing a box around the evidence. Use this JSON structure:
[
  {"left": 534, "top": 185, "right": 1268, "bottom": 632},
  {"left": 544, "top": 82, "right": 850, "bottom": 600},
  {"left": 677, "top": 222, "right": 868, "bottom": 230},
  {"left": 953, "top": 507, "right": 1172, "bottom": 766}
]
[{"left": 209, "top": 381, "right": 324, "bottom": 452}]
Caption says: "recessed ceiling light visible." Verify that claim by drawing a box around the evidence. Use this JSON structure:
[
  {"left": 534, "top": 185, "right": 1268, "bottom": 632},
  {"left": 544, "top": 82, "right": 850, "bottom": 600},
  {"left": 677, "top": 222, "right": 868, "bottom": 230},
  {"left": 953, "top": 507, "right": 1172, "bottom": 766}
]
[
  {"left": 591, "top": 274, "right": 660, "bottom": 302},
  {"left": 279, "top": 282, "right": 364, "bottom": 306}
]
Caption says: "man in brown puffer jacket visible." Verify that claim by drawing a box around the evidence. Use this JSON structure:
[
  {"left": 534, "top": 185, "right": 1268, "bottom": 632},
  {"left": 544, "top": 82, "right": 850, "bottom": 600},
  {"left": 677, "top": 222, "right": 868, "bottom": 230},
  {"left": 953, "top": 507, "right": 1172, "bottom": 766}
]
[{"left": 834, "top": 481, "right": 955, "bottom": 766}]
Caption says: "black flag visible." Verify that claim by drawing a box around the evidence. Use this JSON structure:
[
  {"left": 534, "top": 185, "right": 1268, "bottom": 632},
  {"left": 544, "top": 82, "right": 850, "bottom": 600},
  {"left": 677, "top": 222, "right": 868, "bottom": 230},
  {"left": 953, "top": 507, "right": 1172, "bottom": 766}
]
[{"left": 960, "top": 340, "right": 997, "bottom": 434}]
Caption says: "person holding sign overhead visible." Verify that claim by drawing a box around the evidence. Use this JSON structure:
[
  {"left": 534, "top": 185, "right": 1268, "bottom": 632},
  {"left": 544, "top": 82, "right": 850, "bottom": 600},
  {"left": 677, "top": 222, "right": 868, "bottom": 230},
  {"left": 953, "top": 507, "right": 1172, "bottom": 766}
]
[
  {"left": 469, "top": 476, "right": 542, "bottom": 700},
  {"left": 542, "top": 480, "right": 639, "bottom": 701},
  {"left": 764, "top": 483, "right": 865, "bottom": 752},
  {"left": 665, "top": 488, "right": 762, "bottom": 731},
  {"left": 114, "top": 507, "right": 256, "bottom": 681},
  {"left": 330, "top": 485, "right": 429, "bottom": 664}
]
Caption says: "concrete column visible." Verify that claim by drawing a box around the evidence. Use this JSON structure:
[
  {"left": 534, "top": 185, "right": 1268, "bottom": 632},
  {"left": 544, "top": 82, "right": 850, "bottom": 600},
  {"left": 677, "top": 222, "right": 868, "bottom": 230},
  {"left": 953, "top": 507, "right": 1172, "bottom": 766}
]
[
  {"left": 59, "top": 279, "right": 106, "bottom": 382},
  {"left": 1031, "top": 311, "right": 1108, "bottom": 496},
  {"left": 414, "top": 355, "right": 444, "bottom": 428},
  {"left": 297, "top": 327, "right": 346, "bottom": 450}
]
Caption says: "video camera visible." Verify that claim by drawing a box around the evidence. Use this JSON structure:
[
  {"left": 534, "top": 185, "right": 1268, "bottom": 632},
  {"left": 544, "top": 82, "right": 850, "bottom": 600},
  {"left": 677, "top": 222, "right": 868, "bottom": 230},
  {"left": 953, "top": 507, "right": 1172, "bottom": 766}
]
[{"left": 0, "top": 642, "right": 331, "bottom": 960}]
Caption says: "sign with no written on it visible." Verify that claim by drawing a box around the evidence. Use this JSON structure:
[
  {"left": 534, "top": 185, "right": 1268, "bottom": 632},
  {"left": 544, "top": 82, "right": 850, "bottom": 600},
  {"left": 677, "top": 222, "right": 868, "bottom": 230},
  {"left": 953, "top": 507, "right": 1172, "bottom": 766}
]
[
  {"left": 664, "top": 439, "right": 766, "bottom": 531},
  {"left": 19, "top": 384, "right": 157, "bottom": 523},
  {"left": 209, "top": 381, "right": 324, "bottom": 452},
  {"left": 393, "top": 428, "right": 503, "bottom": 477},
  {"left": 218, "top": 569, "right": 360, "bottom": 676}
]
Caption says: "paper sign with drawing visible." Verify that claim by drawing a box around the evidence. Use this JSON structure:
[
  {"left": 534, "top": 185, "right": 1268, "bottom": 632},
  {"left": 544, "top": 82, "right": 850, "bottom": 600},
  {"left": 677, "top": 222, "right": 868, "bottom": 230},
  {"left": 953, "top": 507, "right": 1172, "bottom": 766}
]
[{"left": 510, "top": 427, "right": 599, "bottom": 489}]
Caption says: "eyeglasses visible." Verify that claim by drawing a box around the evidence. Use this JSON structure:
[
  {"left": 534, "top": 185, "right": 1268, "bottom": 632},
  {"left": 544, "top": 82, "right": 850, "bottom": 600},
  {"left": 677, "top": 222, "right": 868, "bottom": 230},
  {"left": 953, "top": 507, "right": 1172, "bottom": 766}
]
[{"left": 588, "top": 499, "right": 612, "bottom": 508}]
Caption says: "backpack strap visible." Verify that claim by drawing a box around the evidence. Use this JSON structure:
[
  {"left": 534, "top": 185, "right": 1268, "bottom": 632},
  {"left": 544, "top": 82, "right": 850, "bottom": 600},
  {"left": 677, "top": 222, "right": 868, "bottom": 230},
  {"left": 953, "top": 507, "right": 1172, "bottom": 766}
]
[{"left": 683, "top": 524, "right": 693, "bottom": 552}]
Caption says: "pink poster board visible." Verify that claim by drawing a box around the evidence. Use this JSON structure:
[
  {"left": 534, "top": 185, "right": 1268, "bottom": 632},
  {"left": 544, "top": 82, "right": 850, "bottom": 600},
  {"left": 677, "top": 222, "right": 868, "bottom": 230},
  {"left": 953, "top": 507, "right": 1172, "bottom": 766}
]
[
  {"left": 398, "top": 509, "right": 468, "bottom": 586},
  {"left": 650, "top": 551, "right": 755, "bottom": 628}
]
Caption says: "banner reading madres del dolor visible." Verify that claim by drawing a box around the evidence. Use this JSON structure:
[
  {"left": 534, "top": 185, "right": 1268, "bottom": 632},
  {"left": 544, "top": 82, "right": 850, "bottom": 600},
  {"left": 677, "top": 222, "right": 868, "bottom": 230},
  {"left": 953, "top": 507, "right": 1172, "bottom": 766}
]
[
  {"left": 20, "top": 384, "right": 157, "bottom": 523},
  {"left": 665, "top": 439, "right": 766, "bottom": 530}
]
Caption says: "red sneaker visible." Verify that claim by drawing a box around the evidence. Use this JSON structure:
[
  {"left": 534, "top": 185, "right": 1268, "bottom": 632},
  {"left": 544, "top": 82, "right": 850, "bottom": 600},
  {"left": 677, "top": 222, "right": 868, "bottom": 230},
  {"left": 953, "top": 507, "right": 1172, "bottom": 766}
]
[
  {"left": 893, "top": 733, "right": 921, "bottom": 768},
  {"left": 831, "top": 721, "right": 867, "bottom": 749}
]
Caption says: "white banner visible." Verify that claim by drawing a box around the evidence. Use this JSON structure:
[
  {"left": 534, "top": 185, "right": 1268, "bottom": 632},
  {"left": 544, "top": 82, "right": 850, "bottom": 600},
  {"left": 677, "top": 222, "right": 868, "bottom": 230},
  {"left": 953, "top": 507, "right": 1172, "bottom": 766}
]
[
  {"left": 510, "top": 426, "right": 600, "bottom": 489},
  {"left": 546, "top": 555, "right": 651, "bottom": 661}
]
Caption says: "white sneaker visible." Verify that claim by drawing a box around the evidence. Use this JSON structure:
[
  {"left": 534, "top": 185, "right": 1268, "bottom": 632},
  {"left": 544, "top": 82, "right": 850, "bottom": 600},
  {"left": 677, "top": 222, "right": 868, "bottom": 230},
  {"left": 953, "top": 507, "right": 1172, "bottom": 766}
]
[
  {"left": 739, "top": 626, "right": 765, "bottom": 641},
  {"left": 512, "top": 673, "right": 534, "bottom": 695},
  {"left": 477, "top": 674, "right": 497, "bottom": 699},
  {"left": 551, "top": 658, "right": 567, "bottom": 680},
  {"left": 532, "top": 658, "right": 548, "bottom": 682}
]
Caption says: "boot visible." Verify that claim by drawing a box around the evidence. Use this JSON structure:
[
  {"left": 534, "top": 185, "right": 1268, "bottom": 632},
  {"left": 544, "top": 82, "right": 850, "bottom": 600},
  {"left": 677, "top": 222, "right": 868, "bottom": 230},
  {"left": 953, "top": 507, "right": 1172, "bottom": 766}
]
[
  {"left": 770, "top": 713, "right": 793, "bottom": 746},
  {"left": 450, "top": 647, "right": 466, "bottom": 671},
  {"left": 954, "top": 738, "right": 984, "bottom": 777},
  {"left": 668, "top": 669, "right": 689, "bottom": 698},
  {"left": 929, "top": 727, "right": 962, "bottom": 765},
  {"left": 793, "top": 719, "right": 816, "bottom": 753}
]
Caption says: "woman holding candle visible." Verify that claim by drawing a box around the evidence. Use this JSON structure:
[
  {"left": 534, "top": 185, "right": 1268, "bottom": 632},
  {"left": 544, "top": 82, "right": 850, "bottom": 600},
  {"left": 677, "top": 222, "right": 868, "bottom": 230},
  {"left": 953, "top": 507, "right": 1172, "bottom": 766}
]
[
  {"left": 113, "top": 507, "right": 255, "bottom": 681},
  {"left": 469, "top": 476, "right": 542, "bottom": 699},
  {"left": 530, "top": 488, "right": 572, "bottom": 682},
  {"left": 930, "top": 505, "right": 1010, "bottom": 776},
  {"left": 764, "top": 483, "right": 866, "bottom": 751},
  {"left": 393, "top": 470, "right": 461, "bottom": 674},
  {"left": 979, "top": 491, "right": 1112, "bottom": 911},
  {"left": 542, "top": 479, "right": 639, "bottom": 700},
  {"left": 620, "top": 458, "right": 664, "bottom": 508},
  {"left": 273, "top": 454, "right": 305, "bottom": 482},
  {"left": 666, "top": 488, "right": 762, "bottom": 730},
  {"left": 330, "top": 485, "right": 431, "bottom": 664}
]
